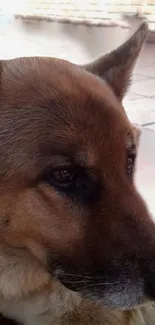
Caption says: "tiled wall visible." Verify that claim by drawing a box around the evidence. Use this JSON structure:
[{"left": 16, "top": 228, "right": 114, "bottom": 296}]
[{"left": 16, "top": 0, "right": 155, "bottom": 29}]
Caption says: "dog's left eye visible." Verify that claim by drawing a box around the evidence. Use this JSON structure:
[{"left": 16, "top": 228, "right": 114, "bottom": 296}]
[
  {"left": 127, "top": 155, "right": 135, "bottom": 175},
  {"left": 50, "top": 167, "right": 75, "bottom": 188},
  {"left": 43, "top": 165, "right": 99, "bottom": 204}
]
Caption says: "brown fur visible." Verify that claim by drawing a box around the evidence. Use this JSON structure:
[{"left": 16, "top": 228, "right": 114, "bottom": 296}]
[{"left": 0, "top": 21, "right": 155, "bottom": 324}]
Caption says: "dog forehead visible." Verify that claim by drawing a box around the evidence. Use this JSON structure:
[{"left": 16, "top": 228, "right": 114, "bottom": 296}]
[
  {"left": 1, "top": 57, "right": 132, "bottom": 156},
  {"left": 0, "top": 57, "right": 136, "bottom": 186},
  {"left": 5, "top": 57, "right": 126, "bottom": 109},
  {"left": 2, "top": 56, "right": 119, "bottom": 106}
]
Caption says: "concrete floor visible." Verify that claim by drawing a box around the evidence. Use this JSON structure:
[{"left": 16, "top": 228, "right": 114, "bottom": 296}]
[
  {"left": 0, "top": 18, "right": 154, "bottom": 217},
  {"left": 124, "top": 43, "right": 155, "bottom": 130},
  {"left": 136, "top": 128, "right": 155, "bottom": 218},
  {"left": 124, "top": 44, "right": 155, "bottom": 218}
]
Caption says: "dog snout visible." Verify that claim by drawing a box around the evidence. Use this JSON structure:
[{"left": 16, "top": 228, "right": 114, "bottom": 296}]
[{"left": 145, "top": 268, "right": 155, "bottom": 300}]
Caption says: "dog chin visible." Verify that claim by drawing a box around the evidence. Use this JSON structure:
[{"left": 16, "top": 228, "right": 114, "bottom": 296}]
[
  {"left": 51, "top": 265, "right": 149, "bottom": 309},
  {"left": 56, "top": 274, "right": 147, "bottom": 310}
]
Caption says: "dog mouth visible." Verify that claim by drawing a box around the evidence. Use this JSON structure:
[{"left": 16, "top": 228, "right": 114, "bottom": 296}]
[
  {"left": 52, "top": 266, "right": 149, "bottom": 309},
  {"left": 54, "top": 267, "right": 114, "bottom": 292},
  {"left": 57, "top": 271, "right": 112, "bottom": 293}
]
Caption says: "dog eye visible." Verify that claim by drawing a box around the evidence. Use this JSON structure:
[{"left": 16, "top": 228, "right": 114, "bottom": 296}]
[
  {"left": 127, "top": 155, "right": 135, "bottom": 175},
  {"left": 49, "top": 167, "right": 75, "bottom": 187},
  {"left": 43, "top": 165, "right": 100, "bottom": 204}
]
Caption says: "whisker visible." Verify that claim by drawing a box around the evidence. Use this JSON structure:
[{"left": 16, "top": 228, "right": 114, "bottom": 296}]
[
  {"left": 57, "top": 271, "right": 117, "bottom": 286},
  {"left": 83, "top": 282, "right": 116, "bottom": 287},
  {"left": 60, "top": 279, "right": 91, "bottom": 284},
  {"left": 61, "top": 272, "right": 106, "bottom": 280},
  {"left": 61, "top": 273, "right": 94, "bottom": 279},
  {"left": 62, "top": 280, "right": 116, "bottom": 286}
]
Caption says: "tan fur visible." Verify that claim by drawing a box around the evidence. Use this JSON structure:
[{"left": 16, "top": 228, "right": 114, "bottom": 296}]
[{"left": 1, "top": 277, "right": 155, "bottom": 325}]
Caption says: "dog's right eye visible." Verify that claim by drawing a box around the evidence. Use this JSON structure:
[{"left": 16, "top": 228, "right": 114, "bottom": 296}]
[{"left": 127, "top": 155, "right": 135, "bottom": 176}]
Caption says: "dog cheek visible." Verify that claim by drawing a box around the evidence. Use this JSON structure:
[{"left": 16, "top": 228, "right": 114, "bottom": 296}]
[{"left": 3, "top": 187, "right": 85, "bottom": 267}]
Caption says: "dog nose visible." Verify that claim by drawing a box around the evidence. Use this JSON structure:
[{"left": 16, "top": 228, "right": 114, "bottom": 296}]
[{"left": 145, "top": 269, "right": 155, "bottom": 299}]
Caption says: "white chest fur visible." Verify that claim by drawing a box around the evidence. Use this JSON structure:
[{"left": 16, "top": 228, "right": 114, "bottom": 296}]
[
  {"left": 0, "top": 284, "right": 82, "bottom": 325},
  {"left": 1, "top": 289, "right": 155, "bottom": 325}
]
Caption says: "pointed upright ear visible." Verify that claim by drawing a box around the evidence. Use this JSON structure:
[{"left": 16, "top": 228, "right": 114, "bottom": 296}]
[{"left": 83, "top": 21, "right": 148, "bottom": 101}]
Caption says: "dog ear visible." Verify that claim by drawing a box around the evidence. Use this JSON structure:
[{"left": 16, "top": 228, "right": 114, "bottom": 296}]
[{"left": 83, "top": 22, "right": 148, "bottom": 101}]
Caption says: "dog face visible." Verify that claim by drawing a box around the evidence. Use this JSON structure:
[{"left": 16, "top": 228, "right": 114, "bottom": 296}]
[{"left": 0, "top": 22, "right": 155, "bottom": 309}]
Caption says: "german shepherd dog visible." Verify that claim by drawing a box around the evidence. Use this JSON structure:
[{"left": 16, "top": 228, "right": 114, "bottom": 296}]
[{"left": 0, "top": 22, "right": 155, "bottom": 325}]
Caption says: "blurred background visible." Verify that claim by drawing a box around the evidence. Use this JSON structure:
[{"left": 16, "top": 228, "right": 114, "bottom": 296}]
[
  {"left": 0, "top": 0, "right": 154, "bottom": 61},
  {"left": 0, "top": 0, "right": 154, "bottom": 215}
]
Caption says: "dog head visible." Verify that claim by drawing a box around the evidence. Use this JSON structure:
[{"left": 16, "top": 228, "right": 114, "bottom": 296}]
[{"left": 0, "top": 22, "right": 154, "bottom": 309}]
